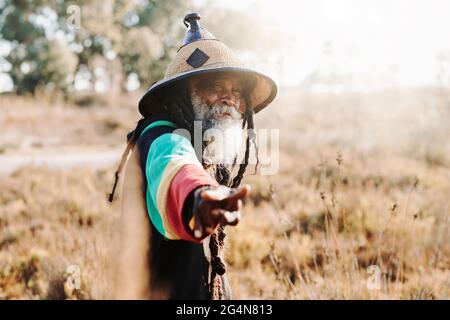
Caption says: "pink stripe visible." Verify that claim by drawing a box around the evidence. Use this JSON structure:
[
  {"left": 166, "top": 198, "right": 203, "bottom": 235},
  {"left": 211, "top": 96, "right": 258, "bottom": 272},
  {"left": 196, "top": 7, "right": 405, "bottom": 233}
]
[{"left": 166, "top": 164, "right": 218, "bottom": 242}]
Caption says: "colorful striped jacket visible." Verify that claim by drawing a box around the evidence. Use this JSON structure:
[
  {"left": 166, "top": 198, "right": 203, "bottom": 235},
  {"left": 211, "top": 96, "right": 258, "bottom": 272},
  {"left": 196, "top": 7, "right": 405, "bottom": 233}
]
[
  {"left": 135, "top": 116, "right": 218, "bottom": 299},
  {"left": 137, "top": 117, "right": 219, "bottom": 242}
]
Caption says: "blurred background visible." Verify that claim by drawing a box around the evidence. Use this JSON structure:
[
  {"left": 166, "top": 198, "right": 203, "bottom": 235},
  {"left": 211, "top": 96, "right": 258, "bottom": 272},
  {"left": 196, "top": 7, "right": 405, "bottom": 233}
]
[{"left": 0, "top": 0, "right": 449, "bottom": 299}]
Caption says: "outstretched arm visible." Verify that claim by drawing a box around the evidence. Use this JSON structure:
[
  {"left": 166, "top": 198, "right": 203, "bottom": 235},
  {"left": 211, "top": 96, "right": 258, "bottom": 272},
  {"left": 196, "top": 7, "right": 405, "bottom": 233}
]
[{"left": 138, "top": 120, "right": 250, "bottom": 243}]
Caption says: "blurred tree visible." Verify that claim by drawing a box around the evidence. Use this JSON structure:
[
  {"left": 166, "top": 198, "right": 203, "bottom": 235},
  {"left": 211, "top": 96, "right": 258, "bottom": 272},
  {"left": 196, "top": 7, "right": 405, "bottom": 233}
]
[
  {"left": 54, "top": 0, "right": 190, "bottom": 92},
  {"left": 0, "top": 0, "right": 78, "bottom": 96},
  {"left": 0, "top": 0, "right": 276, "bottom": 97},
  {"left": 119, "top": 0, "right": 188, "bottom": 88},
  {"left": 0, "top": 0, "right": 190, "bottom": 96}
]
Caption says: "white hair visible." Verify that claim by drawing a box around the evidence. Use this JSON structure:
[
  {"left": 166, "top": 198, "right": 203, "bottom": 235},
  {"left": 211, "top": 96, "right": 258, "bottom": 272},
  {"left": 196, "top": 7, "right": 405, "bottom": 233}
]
[{"left": 191, "top": 92, "right": 243, "bottom": 170}]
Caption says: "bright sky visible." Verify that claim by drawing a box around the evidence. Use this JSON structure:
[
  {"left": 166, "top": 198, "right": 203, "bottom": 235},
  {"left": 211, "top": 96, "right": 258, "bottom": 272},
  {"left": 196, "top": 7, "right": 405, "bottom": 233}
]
[{"left": 200, "top": 0, "right": 450, "bottom": 88}]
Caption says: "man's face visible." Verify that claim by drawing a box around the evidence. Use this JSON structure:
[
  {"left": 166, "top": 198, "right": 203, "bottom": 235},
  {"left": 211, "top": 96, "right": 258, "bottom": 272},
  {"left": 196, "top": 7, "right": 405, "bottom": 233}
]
[
  {"left": 189, "top": 73, "right": 245, "bottom": 169},
  {"left": 190, "top": 73, "right": 244, "bottom": 120}
]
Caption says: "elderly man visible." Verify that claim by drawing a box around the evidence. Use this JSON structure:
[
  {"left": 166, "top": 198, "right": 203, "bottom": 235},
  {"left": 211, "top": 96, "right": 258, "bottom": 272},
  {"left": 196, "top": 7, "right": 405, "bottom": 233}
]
[{"left": 111, "top": 13, "right": 277, "bottom": 300}]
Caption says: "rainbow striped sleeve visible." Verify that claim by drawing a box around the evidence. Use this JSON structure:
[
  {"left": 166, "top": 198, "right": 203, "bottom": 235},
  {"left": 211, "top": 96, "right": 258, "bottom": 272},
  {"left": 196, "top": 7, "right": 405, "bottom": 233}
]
[{"left": 136, "top": 119, "right": 218, "bottom": 242}]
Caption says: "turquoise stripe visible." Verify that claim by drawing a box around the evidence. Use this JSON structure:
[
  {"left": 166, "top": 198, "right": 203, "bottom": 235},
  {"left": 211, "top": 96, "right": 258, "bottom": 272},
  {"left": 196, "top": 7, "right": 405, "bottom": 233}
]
[
  {"left": 140, "top": 120, "right": 177, "bottom": 137},
  {"left": 146, "top": 133, "right": 195, "bottom": 236},
  {"left": 146, "top": 187, "right": 162, "bottom": 236},
  {"left": 139, "top": 120, "right": 177, "bottom": 238}
]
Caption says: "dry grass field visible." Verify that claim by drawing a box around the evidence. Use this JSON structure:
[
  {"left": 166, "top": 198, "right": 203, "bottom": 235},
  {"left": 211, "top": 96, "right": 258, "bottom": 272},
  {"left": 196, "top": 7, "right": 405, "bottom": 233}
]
[{"left": 0, "top": 88, "right": 449, "bottom": 299}]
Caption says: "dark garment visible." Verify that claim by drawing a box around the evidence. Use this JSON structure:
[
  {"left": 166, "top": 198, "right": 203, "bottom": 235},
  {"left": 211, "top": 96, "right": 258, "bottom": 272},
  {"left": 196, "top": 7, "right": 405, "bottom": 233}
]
[
  {"left": 135, "top": 116, "right": 211, "bottom": 300},
  {"left": 147, "top": 223, "right": 210, "bottom": 299}
]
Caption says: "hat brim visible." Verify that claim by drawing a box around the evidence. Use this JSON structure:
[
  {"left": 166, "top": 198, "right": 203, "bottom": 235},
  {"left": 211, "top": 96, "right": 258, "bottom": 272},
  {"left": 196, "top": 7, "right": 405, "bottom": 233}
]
[{"left": 138, "top": 66, "right": 277, "bottom": 118}]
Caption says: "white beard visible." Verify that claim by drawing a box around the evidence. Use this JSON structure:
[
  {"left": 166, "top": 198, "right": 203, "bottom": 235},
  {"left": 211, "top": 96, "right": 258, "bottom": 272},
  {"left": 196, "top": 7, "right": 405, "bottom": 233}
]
[{"left": 191, "top": 93, "right": 243, "bottom": 170}]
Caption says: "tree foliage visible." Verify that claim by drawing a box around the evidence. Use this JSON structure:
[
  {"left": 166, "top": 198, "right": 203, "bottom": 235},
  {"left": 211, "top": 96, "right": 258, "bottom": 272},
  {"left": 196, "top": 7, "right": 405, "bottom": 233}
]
[{"left": 0, "top": 0, "right": 189, "bottom": 96}]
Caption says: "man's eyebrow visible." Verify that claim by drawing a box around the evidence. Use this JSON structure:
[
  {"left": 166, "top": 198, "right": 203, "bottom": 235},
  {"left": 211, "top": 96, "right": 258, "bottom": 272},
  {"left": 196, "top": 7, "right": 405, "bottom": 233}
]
[{"left": 214, "top": 78, "right": 243, "bottom": 88}]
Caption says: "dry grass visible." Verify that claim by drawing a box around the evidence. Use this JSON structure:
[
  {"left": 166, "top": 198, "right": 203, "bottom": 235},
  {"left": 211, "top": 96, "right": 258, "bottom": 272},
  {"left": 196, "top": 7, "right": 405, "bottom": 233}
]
[
  {"left": 227, "top": 150, "right": 449, "bottom": 299},
  {"left": 0, "top": 88, "right": 449, "bottom": 299},
  {"left": 0, "top": 93, "right": 139, "bottom": 152},
  {"left": 0, "top": 166, "right": 118, "bottom": 299}
]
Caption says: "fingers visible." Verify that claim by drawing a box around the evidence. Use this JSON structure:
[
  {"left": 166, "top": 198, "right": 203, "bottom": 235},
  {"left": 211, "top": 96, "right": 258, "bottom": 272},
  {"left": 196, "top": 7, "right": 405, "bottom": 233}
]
[
  {"left": 201, "top": 184, "right": 251, "bottom": 204},
  {"left": 220, "top": 185, "right": 249, "bottom": 212},
  {"left": 202, "top": 208, "right": 217, "bottom": 234},
  {"left": 193, "top": 209, "right": 203, "bottom": 239},
  {"left": 211, "top": 209, "right": 241, "bottom": 226},
  {"left": 194, "top": 202, "right": 219, "bottom": 237},
  {"left": 226, "top": 184, "right": 251, "bottom": 202},
  {"left": 195, "top": 184, "right": 249, "bottom": 237},
  {"left": 221, "top": 198, "right": 241, "bottom": 212},
  {"left": 222, "top": 210, "right": 241, "bottom": 226},
  {"left": 200, "top": 186, "right": 230, "bottom": 201}
]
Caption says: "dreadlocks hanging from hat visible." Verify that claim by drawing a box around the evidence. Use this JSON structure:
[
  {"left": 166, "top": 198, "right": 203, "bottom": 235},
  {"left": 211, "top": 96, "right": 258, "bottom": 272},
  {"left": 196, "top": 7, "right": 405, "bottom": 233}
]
[{"left": 111, "top": 13, "right": 277, "bottom": 300}]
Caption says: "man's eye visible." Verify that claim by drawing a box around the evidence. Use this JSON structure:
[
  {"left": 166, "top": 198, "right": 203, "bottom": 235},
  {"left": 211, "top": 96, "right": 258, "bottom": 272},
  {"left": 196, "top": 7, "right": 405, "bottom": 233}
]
[
  {"left": 232, "top": 90, "right": 242, "bottom": 97},
  {"left": 205, "top": 84, "right": 221, "bottom": 91}
]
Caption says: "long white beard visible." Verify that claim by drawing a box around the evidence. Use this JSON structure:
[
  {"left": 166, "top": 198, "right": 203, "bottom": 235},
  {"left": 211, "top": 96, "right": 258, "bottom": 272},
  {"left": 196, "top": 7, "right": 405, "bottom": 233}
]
[{"left": 191, "top": 93, "right": 243, "bottom": 170}]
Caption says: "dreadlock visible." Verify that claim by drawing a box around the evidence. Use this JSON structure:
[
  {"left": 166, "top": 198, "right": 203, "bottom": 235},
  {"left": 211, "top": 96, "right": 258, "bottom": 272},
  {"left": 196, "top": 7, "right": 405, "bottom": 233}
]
[
  {"left": 108, "top": 77, "right": 259, "bottom": 300},
  {"left": 108, "top": 117, "right": 148, "bottom": 202},
  {"left": 206, "top": 90, "right": 258, "bottom": 299},
  {"left": 107, "top": 82, "right": 194, "bottom": 203}
]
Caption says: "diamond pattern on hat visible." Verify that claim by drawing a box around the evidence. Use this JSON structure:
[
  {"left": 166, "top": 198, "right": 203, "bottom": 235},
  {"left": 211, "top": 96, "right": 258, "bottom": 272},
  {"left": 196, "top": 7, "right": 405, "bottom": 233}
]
[{"left": 186, "top": 48, "right": 210, "bottom": 68}]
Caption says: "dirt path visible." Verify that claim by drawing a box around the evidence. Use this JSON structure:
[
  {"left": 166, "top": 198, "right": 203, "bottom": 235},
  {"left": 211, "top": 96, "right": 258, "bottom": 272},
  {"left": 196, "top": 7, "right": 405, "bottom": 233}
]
[{"left": 0, "top": 146, "right": 123, "bottom": 175}]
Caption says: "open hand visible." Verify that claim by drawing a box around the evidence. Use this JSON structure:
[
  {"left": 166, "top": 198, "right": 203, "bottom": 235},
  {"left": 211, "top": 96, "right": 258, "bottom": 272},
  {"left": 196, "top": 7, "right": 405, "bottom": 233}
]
[{"left": 192, "top": 184, "right": 251, "bottom": 239}]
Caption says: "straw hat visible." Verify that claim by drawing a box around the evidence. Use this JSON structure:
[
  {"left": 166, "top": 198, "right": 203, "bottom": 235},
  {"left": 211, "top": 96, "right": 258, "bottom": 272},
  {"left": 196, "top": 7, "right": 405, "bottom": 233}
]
[{"left": 138, "top": 12, "right": 277, "bottom": 117}]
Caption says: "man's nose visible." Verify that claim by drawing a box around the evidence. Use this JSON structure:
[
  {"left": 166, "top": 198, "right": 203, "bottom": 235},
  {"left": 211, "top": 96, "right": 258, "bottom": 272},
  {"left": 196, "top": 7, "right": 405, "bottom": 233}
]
[{"left": 219, "top": 91, "right": 236, "bottom": 108}]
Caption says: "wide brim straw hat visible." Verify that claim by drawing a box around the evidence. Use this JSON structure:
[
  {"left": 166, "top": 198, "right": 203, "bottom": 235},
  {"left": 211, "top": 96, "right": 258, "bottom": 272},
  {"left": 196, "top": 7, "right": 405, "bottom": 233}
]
[{"left": 138, "top": 12, "right": 277, "bottom": 117}]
